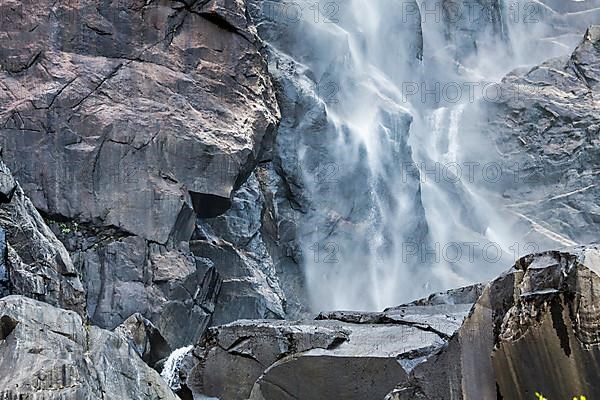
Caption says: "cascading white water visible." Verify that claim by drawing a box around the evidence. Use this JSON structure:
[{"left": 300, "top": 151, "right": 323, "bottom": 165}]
[
  {"left": 161, "top": 345, "right": 193, "bottom": 391},
  {"left": 280, "top": 0, "right": 432, "bottom": 311},
  {"left": 262, "top": 0, "right": 589, "bottom": 311}
]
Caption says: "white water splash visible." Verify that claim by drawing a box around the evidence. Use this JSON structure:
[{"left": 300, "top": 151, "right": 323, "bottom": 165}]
[{"left": 161, "top": 345, "right": 193, "bottom": 391}]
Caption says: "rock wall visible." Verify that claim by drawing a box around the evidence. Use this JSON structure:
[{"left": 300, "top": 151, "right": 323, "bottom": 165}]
[
  {"left": 1, "top": 0, "right": 597, "bottom": 347},
  {"left": 0, "top": 158, "right": 85, "bottom": 316},
  {"left": 193, "top": 171, "right": 290, "bottom": 325},
  {"left": 474, "top": 25, "right": 600, "bottom": 246},
  {"left": 246, "top": 0, "right": 431, "bottom": 310},
  {"left": 0, "top": 2, "right": 599, "bottom": 399},
  {"left": 0, "top": 0, "right": 280, "bottom": 347}
]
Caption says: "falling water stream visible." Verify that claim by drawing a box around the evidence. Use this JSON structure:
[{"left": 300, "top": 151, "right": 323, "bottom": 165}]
[
  {"left": 255, "top": 0, "right": 592, "bottom": 311},
  {"left": 161, "top": 345, "right": 193, "bottom": 391}
]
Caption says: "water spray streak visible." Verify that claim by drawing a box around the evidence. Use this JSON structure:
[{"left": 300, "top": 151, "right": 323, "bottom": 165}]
[
  {"left": 255, "top": 0, "right": 590, "bottom": 311},
  {"left": 161, "top": 345, "right": 192, "bottom": 391}
]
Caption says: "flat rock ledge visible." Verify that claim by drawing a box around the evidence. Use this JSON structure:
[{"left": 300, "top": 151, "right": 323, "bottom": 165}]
[{"left": 185, "top": 283, "right": 481, "bottom": 400}]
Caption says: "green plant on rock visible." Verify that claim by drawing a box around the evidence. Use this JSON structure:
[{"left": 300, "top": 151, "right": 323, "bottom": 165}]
[{"left": 58, "top": 223, "right": 72, "bottom": 235}]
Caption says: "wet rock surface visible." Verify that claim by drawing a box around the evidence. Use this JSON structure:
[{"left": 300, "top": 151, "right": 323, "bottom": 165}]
[
  {"left": 247, "top": 0, "right": 430, "bottom": 310},
  {"left": 0, "top": 1, "right": 599, "bottom": 399},
  {"left": 475, "top": 25, "right": 600, "bottom": 246}
]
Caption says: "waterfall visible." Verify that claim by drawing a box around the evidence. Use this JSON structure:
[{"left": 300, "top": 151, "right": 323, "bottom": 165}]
[
  {"left": 161, "top": 345, "right": 193, "bottom": 391},
  {"left": 254, "top": 0, "right": 585, "bottom": 311}
]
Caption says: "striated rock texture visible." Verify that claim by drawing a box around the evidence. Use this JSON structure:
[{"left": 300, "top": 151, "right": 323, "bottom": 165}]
[
  {"left": 184, "top": 284, "right": 481, "bottom": 399},
  {"left": 0, "top": 158, "right": 85, "bottom": 316},
  {"left": 0, "top": 0, "right": 279, "bottom": 232},
  {"left": 386, "top": 245, "right": 600, "bottom": 400},
  {"left": 0, "top": 3, "right": 599, "bottom": 399},
  {"left": 475, "top": 25, "right": 600, "bottom": 246},
  {"left": 0, "top": 295, "right": 179, "bottom": 399},
  {"left": 0, "top": 0, "right": 280, "bottom": 346},
  {"left": 193, "top": 171, "right": 289, "bottom": 325}
]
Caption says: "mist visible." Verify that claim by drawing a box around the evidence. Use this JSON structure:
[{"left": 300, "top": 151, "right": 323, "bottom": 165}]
[{"left": 254, "top": 0, "right": 596, "bottom": 311}]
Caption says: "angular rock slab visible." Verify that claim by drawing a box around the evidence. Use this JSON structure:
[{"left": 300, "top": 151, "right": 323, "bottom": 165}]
[
  {"left": 186, "top": 284, "right": 481, "bottom": 400},
  {"left": 190, "top": 239, "right": 285, "bottom": 325},
  {"left": 0, "top": 295, "right": 178, "bottom": 399},
  {"left": 0, "top": 157, "right": 85, "bottom": 316},
  {"left": 194, "top": 172, "right": 288, "bottom": 325},
  {"left": 78, "top": 237, "right": 222, "bottom": 348},
  {"left": 246, "top": 324, "right": 428, "bottom": 400},
  {"left": 114, "top": 312, "right": 172, "bottom": 369},
  {"left": 387, "top": 245, "right": 600, "bottom": 400}
]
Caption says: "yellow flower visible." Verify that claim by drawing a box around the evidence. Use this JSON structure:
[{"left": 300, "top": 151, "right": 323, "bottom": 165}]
[{"left": 535, "top": 392, "right": 548, "bottom": 400}]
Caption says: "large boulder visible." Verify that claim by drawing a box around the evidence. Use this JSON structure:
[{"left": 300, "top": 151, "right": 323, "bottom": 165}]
[
  {"left": 0, "top": 295, "right": 179, "bottom": 399},
  {"left": 387, "top": 245, "right": 600, "bottom": 399},
  {"left": 184, "top": 246, "right": 600, "bottom": 400},
  {"left": 185, "top": 283, "right": 482, "bottom": 399}
]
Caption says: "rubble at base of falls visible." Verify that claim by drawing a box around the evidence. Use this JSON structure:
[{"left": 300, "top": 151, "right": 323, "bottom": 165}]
[
  {"left": 181, "top": 245, "right": 600, "bottom": 400},
  {"left": 0, "top": 295, "right": 179, "bottom": 399},
  {"left": 1, "top": 245, "right": 599, "bottom": 399}
]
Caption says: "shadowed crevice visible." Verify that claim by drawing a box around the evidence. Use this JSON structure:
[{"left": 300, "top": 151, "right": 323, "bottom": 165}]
[
  {"left": 190, "top": 192, "right": 232, "bottom": 218},
  {"left": 0, "top": 315, "right": 18, "bottom": 340}
]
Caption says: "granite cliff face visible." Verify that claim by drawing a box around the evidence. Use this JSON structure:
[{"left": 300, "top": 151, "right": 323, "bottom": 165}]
[
  {"left": 0, "top": 0, "right": 599, "bottom": 399},
  {"left": 0, "top": 0, "right": 280, "bottom": 347},
  {"left": 480, "top": 25, "right": 600, "bottom": 246},
  {"left": 240, "top": 0, "right": 600, "bottom": 310},
  {"left": 0, "top": 157, "right": 86, "bottom": 316}
]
